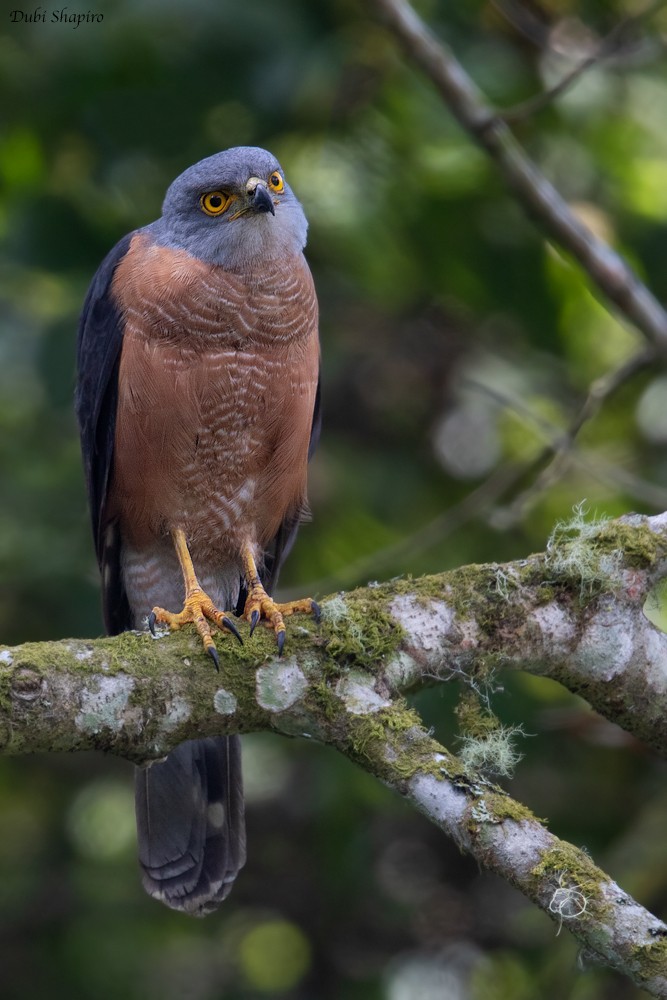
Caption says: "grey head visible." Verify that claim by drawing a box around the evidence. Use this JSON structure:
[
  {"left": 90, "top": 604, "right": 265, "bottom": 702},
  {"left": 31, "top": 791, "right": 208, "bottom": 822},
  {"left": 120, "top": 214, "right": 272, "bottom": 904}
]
[{"left": 148, "top": 146, "right": 308, "bottom": 269}]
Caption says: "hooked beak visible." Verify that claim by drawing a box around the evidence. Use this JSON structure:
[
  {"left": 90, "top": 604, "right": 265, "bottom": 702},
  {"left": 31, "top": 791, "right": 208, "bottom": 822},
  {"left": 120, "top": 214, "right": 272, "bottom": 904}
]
[{"left": 246, "top": 178, "right": 275, "bottom": 216}]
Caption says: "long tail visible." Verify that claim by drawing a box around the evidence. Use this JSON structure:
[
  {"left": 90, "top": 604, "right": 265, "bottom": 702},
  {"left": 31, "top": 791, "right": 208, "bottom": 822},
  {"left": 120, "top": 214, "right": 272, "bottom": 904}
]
[{"left": 134, "top": 735, "right": 246, "bottom": 916}]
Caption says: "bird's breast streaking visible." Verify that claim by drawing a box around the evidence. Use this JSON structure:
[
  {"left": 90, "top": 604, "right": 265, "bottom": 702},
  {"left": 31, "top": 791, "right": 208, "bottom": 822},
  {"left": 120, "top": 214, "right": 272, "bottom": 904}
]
[{"left": 107, "top": 233, "right": 319, "bottom": 558}]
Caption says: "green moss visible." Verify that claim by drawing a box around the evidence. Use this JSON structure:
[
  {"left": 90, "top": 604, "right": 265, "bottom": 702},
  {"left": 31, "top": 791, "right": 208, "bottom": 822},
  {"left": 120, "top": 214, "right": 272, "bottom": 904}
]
[
  {"left": 456, "top": 689, "right": 499, "bottom": 739},
  {"left": 346, "top": 702, "right": 423, "bottom": 763},
  {"left": 310, "top": 678, "right": 339, "bottom": 721},
  {"left": 634, "top": 937, "right": 667, "bottom": 981},
  {"left": 533, "top": 582, "right": 557, "bottom": 605},
  {"left": 593, "top": 521, "right": 661, "bottom": 569},
  {"left": 545, "top": 506, "right": 662, "bottom": 599},
  {"left": 430, "top": 561, "right": 530, "bottom": 647},
  {"left": 530, "top": 843, "right": 606, "bottom": 910},
  {"left": 463, "top": 778, "right": 538, "bottom": 840},
  {"left": 482, "top": 791, "right": 537, "bottom": 824},
  {"left": 320, "top": 589, "right": 406, "bottom": 670},
  {"left": 325, "top": 694, "right": 460, "bottom": 783}
]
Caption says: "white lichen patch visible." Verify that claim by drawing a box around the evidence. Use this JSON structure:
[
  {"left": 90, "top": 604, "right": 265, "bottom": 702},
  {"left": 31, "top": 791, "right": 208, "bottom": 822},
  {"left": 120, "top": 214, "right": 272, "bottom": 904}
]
[
  {"left": 390, "top": 595, "right": 457, "bottom": 660},
  {"left": 75, "top": 674, "right": 136, "bottom": 735},
  {"left": 335, "top": 671, "right": 392, "bottom": 715},
  {"left": 74, "top": 647, "right": 94, "bottom": 662},
  {"left": 470, "top": 799, "right": 501, "bottom": 824},
  {"left": 408, "top": 771, "right": 469, "bottom": 832},
  {"left": 256, "top": 656, "right": 308, "bottom": 713},
  {"left": 529, "top": 603, "right": 578, "bottom": 658},
  {"left": 0, "top": 650, "right": 13, "bottom": 666},
  {"left": 384, "top": 650, "right": 419, "bottom": 688},
  {"left": 213, "top": 688, "right": 238, "bottom": 715},
  {"left": 576, "top": 610, "right": 634, "bottom": 679},
  {"left": 160, "top": 695, "right": 192, "bottom": 732}
]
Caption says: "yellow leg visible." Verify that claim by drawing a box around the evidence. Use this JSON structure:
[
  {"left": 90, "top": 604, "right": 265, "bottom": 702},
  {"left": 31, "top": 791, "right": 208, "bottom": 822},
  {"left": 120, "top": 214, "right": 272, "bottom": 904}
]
[
  {"left": 241, "top": 545, "right": 320, "bottom": 655},
  {"left": 149, "top": 528, "right": 241, "bottom": 670}
]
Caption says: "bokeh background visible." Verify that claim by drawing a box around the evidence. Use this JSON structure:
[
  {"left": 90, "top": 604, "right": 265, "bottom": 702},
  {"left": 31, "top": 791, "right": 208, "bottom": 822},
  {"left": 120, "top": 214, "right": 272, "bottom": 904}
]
[{"left": 2, "top": 0, "right": 667, "bottom": 996}]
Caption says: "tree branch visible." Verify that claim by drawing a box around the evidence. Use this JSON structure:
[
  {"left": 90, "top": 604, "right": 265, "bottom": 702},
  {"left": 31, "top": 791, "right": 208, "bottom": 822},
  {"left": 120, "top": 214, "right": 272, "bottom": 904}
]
[
  {"left": 359, "top": 720, "right": 667, "bottom": 997},
  {"left": 370, "top": 0, "right": 667, "bottom": 356},
  {"left": 483, "top": 347, "right": 657, "bottom": 527},
  {"left": 495, "top": 0, "right": 667, "bottom": 125},
  {"left": 2, "top": 512, "right": 667, "bottom": 990}
]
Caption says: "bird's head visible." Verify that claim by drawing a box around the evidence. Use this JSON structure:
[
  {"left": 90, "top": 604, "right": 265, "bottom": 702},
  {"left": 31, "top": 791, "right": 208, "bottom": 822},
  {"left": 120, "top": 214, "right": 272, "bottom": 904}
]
[{"left": 152, "top": 146, "right": 308, "bottom": 268}]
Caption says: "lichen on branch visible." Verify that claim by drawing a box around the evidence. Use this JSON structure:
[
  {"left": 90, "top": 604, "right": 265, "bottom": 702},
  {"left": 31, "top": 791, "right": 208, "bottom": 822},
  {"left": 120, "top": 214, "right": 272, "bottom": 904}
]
[{"left": 1, "top": 511, "right": 667, "bottom": 992}]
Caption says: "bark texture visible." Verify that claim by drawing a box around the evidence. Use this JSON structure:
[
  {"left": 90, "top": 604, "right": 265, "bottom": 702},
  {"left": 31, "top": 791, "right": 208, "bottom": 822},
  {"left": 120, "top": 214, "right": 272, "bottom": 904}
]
[{"left": 2, "top": 512, "right": 667, "bottom": 992}]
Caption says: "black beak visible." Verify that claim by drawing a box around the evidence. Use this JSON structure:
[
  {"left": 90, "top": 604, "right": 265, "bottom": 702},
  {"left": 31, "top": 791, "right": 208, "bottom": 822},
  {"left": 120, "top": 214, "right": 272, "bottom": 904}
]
[{"left": 250, "top": 184, "right": 275, "bottom": 216}]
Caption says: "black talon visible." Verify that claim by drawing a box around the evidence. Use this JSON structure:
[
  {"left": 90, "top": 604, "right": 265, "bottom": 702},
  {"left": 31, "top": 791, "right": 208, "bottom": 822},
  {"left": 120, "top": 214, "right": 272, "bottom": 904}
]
[
  {"left": 276, "top": 630, "right": 285, "bottom": 657},
  {"left": 207, "top": 645, "right": 220, "bottom": 672},
  {"left": 222, "top": 616, "right": 243, "bottom": 645},
  {"left": 148, "top": 611, "right": 157, "bottom": 636},
  {"left": 311, "top": 600, "right": 321, "bottom": 624},
  {"left": 249, "top": 609, "right": 260, "bottom": 636}
]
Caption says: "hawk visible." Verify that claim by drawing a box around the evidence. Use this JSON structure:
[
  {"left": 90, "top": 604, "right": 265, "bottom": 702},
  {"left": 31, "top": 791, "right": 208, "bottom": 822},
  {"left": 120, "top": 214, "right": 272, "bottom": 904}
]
[{"left": 75, "top": 147, "right": 321, "bottom": 915}]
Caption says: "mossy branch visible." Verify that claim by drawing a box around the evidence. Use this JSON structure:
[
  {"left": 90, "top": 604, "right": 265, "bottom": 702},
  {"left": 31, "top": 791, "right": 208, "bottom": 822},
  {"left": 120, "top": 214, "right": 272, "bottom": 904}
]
[
  {"left": 2, "top": 511, "right": 667, "bottom": 992},
  {"left": 344, "top": 715, "right": 667, "bottom": 997}
]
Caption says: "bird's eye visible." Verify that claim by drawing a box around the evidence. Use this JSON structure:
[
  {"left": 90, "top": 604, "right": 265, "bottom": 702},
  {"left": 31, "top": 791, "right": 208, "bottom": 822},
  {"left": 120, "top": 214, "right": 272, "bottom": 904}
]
[
  {"left": 268, "top": 172, "right": 284, "bottom": 193},
  {"left": 200, "top": 191, "right": 232, "bottom": 216}
]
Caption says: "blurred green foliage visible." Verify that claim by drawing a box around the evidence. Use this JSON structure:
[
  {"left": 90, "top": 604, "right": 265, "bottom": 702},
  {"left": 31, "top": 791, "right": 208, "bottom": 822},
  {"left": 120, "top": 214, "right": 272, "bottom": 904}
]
[{"left": 2, "top": 0, "right": 667, "bottom": 996}]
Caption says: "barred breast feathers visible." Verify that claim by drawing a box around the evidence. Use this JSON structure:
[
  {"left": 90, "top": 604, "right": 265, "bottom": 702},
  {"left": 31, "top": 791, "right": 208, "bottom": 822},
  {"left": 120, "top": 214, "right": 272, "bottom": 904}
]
[
  {"left": 111, "top": 233, "right": 318, "bottom": 351},
  {"left": 107, "top": 233, "right": 319, "bottom": 553}
]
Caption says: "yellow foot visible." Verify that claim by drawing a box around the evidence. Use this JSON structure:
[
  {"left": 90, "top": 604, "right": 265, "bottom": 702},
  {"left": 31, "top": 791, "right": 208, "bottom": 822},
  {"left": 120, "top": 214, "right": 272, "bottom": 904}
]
[
  {"left": 243, "top": 586, "right": 320, "bottom": 656},
  {"left": 148, "top": 588, "right": 242, "bottom": 671}
]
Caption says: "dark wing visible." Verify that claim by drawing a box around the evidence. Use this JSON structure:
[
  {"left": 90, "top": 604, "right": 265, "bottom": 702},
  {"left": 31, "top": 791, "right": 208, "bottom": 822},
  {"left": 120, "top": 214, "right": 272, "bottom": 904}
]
[
  {"left": 75, "top": 233, "right": 133, "bottom": 635},
  {"left": 259, "top": 371, "right": 322, "bottom": 596}
]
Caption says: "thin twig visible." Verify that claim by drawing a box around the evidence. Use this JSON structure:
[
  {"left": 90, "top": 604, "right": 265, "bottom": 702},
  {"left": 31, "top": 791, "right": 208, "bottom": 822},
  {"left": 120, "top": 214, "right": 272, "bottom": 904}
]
[
  {"left": 500, "top": 0, "right": 667, "bottom": 123},
  {"left": 463, "top": 348, "right": 657, "bottom": 526},
  {"left": 280, "top": 460, "right": 524, "bottom": 599},
  {"left": 286, "top": 358, "right": 666, "bottom": 600},
  {"left": 499, "top": 0, "right": 667, "bottom": 123},
  {"left": 586, "top": 457, "right": 667, "bottom": 510},
  {"left": 490, "top": 0, "right": 552, "bottom": 49},
  {"left": 370, "top": 0, "right": 667, "bottom": 355},
  {"left": 501, "top": 52, "right": 602, "bottom": 123},
  {"left": 492, "top": 0, "right": 666, "bottom": 65},
  {"left": 497, "top": 348, "right": 656, "bottom": 524}
]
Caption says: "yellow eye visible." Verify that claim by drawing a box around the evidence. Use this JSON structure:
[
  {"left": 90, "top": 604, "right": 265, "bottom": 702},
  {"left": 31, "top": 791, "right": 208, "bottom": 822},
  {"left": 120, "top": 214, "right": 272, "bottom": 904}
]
[
  {"left": 200, "top": 191, "right": 232, "bottom": 216},
  {"left": 268, "top": 171, "right": 284, "bottom": 193}
]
